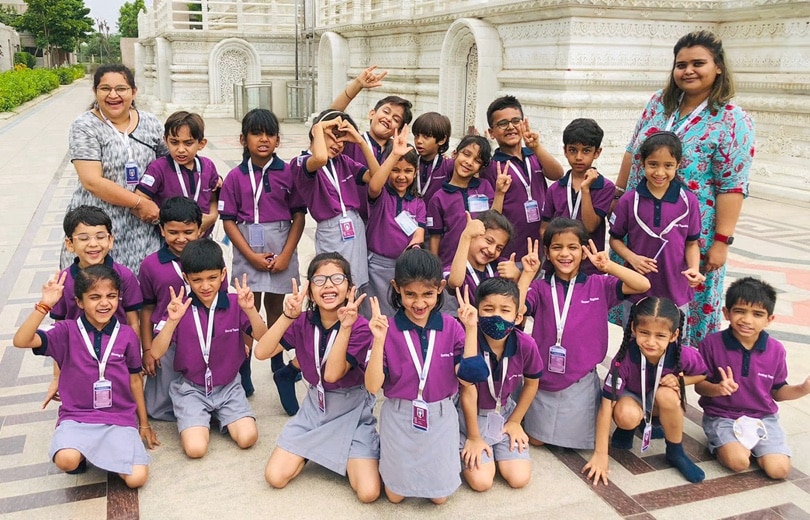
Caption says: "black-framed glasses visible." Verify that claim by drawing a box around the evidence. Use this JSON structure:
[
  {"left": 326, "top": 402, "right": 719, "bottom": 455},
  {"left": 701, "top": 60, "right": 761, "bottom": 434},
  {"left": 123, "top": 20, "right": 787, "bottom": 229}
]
[
  {"left": 70, "top": 232, "right": 111, "bottom": 243},
  {"left": 97, "top": 86, "right": 132, "bottom": 95},
  {"left": 494, "top": 117, "right": 523, "bottom": 130},
  {"left": 310, "top": 273, "right": 348, "bottom": 287}
]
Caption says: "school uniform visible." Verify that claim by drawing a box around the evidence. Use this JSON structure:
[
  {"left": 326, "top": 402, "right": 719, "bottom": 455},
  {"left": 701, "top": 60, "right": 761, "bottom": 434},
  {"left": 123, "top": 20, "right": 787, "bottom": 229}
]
[
  {"left": 274, "top": 310, "right": 379, "bottom": 475},
  {"left": 522, "top": 272, "right": 627, "bottom": 449},
  {"left": 290, "top": 152, "right": 370, "bottom": 287},
  {"left": 342, "top": 134, "right": 390, "bottom": 221},
  {"left": 482, "top": 148, "right": 547, "bottom": 259},
  {"left": 541, "top": 171, "right": 615, "bottom": 276},
  {"left": 220, "top": 156, "right": 305, "bottom": 294},
  {"left": 157, "top": 290, "right": 255, "bottom": 433},
  {"left": 427, "top": 178, "right": 495, "bottom": 267},
  {"left": 379, "top": 310, "right": 465, "bottom": 499},
  {"left": 417, "top": 155, "right": 455, "bottom": 205},
  {"left": 50, "top": 256, "right": 143, "bottom": 324},
  {"left": 609, "top": 179, "right": 701, "bottom": 307},
  {"left": 366, "top": 184, "right": 427, "bottom": 316},
  {"left": 34, "top": 317, "right": 149, "bottom": 474},
  {"left": 698, "top": 330, "right": 792, "bottom": 457},
  {"left": 460, "top": 330, "right": 543, "bottom": 464},
  {"left": 138, "top": 155, "right": 219, "bottom": 236}
]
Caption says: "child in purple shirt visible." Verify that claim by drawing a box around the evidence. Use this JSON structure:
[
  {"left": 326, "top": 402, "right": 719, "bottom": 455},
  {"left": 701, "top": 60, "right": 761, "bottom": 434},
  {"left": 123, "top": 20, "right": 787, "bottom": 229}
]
[
  {"left": 696, "top": 278, "right": 810, "bottom": 480},
  {"left": 583, "top": 297, "right": 708, "bottom": 485},
  {"left": 136, "top": 111, "right": 220, "bottom": 236},
  {"left": 412, "top": 112, "right": 454, "bottom": 205},
  {"left": 13, "top": 265, "right": 157, "bottom": 487},
  {"left": 151, "top": 239, "right": 268, "bottom": 459}
]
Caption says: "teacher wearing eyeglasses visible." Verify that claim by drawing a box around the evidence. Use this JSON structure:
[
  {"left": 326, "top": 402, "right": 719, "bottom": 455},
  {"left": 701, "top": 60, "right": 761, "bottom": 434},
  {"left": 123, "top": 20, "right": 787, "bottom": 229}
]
[
  {"left": 61, "top": 64, "right": 168, "bottom": 275},
  {"left": 611, "top": 31, "right": 755, "bottom": 347}
]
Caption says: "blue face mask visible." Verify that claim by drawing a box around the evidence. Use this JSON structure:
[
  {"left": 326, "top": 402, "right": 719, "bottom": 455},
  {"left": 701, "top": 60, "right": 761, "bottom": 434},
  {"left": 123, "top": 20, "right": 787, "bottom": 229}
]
[{"left": 479, "top": 315, "right": 515, "bottom": 340}]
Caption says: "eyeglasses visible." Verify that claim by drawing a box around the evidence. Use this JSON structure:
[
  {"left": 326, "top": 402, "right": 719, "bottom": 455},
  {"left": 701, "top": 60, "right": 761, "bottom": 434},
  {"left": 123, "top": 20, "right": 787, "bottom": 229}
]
[
  {"left": 310, "top": 273, "right": 347, "bottom": 286},
  {"left": 71, "top": 232, "right": 111, "bottom": 243},
  {"left": 494, "top": 117, "right": 523, "bottom": 130},
  {"left": 97, "top": 86, "right": 132, "bottom": 96}
]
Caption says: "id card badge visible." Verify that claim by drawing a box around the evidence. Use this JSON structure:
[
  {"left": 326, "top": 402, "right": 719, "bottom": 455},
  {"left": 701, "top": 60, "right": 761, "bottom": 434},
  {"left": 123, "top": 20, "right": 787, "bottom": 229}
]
[
  {"left": 524, "top": 200, "right": 541, "bottom": 223},
  {"left": 248, "top": 223, "right": 265, "bottom": 249},
  {"left": 93, "top": 379, "right": 112, "bottom": 409},
  {"left": 484, "top": 411, "right": 505, "bottom": 445},
  {"left": 468, "top": 194, "right": 489, "bottom": 214},
  {"left": 548, "top": 344, "right": 567, "bottom": 374},
  {"left": 316, "top": 383, "right": 326, "bottom": 414},
  {"left": 395, "top": 211, "right": 419, "bottom": 236},
  {"left": 125, "top": 162, "right": 140, "bottom": 185},
  {"left": 204, "top": 367, "right": 214, "bottom": 397},
  {"left": 339, "top": 217, "right": 356, "bottom": 241},
  {"left": 412, "top": 399, "right": 429, "bottom": 432},
  {"left": 641, "top": 422, "right": 653, "bottom": 452}
]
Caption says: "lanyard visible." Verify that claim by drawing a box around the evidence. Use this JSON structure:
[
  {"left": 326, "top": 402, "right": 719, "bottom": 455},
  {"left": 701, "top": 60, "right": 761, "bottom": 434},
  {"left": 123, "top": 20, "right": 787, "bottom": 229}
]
[
  {"left": 633, "top": 188, "right": 690, "bottom": 260},
  {"left": 100, "top": 109, "right": 135, "bottom": 162},
  {"left": 665, "top": 95, "right": 709, "bottom": 135},
  {"left": 247, "top": 161, "right": 272, "bottom": 224},
  {"left": 363, "top": 132, "right": 384, "bottom": 162},
  {"left": 416, "top": 155, "right": 439, "bottom": 196},
  {"left": 466, "top": 261, "right": 494, "bottom": 287},
  {"left": 506, "top": 157, "right": 534, "bottom": 201},
  {"left": 174, "top": 158, "right": 202, "bottom": 202},
  {"left": 485, "top": 352, "right": 509, "bottom": 412},
  {"left": 171, "top": 260, "right": 191, "bottom": 294},
  {"left": 550, "top": 275, "right": 576, "bottom": 346},
  {"left": 77, "top": 319, "right": 120, "bottom": 381},
  {"left": 321, "top": 159, "right": 348, "bottom": 218},
  {"left": 640, "top": 353, "right": 666, "bottom": 425},
  {"left": 402, "top": 329, "right": 437, "bottom": 401},
  {"left": 566, "top": 183, "right": 582, "bottom": 218},
  {"left": 313, "top": 327, "right": 338, "bottom": 385},
  {"left": 191, "top": 294, "right": 218, "bottom": 367}
]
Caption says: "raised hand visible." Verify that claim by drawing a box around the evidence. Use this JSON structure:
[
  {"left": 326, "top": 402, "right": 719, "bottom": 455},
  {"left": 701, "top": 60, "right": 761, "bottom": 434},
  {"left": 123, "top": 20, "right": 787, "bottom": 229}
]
[
  {"left": 461, "top": 211, "right": 486, "bottom": 240},
  {"left": 456, "top": 286, "right": 478, "bottom": 330},
  {"left": 391, "top": 125, "right": 411, "bottom": 157},
  {"left": 355, "top": 65, "right": 388, "bottom": 89},
  {"left": 41, "top": 271, "right": 67, "bottom": 307},
  {"left": 717, "top": 366, "right": 739, "bottom": 396},
  {"left": 283, "top": 278, "right": 308, "bottom": 320},
  {"left": 522, "top": 238, "right": 541, "bottom": 275},
  {"left": 340, "top": 119, "right": 364, "bottom": 145},
  {"left": 233, "top": 274, "right": 254, "bottom": 310},
  {"left": 495, "top": 161, "right": 513, "bottom": 194},
  {"left": 582, "top": 239, "right": 610, "bottom": 273},
  {"left": 497, "top": 253, "right": 520, "bottom": 281},
  {"left": 166, "top": 286, "right": 192, "bottom": 321},
  {"left": 337, "top": 286, "right": 367, "bottom": 328},
  {"left": 682, "top": 267, "right": 705, "bottom": 288},
  {"left": 368, "top": 296, "right": 389, "bottom": 339},
  {"left": 521, "top": 117, "right": 540, "bottom": 148}
]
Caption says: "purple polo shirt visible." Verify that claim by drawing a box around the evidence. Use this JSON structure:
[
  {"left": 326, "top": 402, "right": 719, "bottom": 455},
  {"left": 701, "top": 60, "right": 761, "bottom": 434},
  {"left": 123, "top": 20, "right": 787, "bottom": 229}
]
[
  {"left": 418, "top": 155, "right": 455, "bottom": 205},
  {"left": 542, "top": 171, "right": 615, "bottom": 276},
  {"left": 602, "top": 340, "right": 708, "bottom": 399},
  {"left": 219, "top": 156, "right": 306, "bottom": 224},
  {"left": 427, "top": 178, "right": 495, "bottom": 266},
  {"left": 158, "top": 291, "right": 252, "bottom": 387},
  {"left": 698, "top": 330, "right": 788, "bottom": 419},
  {"left": 289, "top": 152, "right": 368, "bottom": 222},
  {"left": 367, "top": 184, "right": 427, "bottom": 258},
  {"left": 609, "top": 179, "right": 701, "bottom": 306},
  {"left": 443, "top": 259, "right": 503, "bottom": 308},
  {"left": 482, "top": 147, "right": 548, "bottom": 259},
  {"left": 138, "top": 155, "right": 219, "bottom": 214},
  {"left": 50, "top": 256, "right": 143, "bottom": 324},
  {"left": 473, "top": 330, "right": 544, "bottom": 410},
  {"left": 382, "top": 310, "right": 465, "bottom": 402},
  {"left": 340, "top": 134, "right": 389, "bottom": 221},
  {"left": 280, "top": 309, "right": 372, "bottom": 390},
  {"left": 525, "top": 272, "right": 626, "bottom": 392},
  {"left": 34, "top": 317, "right": 142, "bottom": 428}
]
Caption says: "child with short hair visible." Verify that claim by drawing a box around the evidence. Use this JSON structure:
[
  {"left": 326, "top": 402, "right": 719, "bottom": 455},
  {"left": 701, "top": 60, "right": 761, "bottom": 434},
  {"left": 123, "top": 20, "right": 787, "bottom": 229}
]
[
  {"left": 483, "top": 95, "right": 564, "bottom": 261},
  {"left": 459, "top": 278, "right": 543, "bottom": 492},
  {"left": 136, "top": 111, "right": 220, "bottom": 236},
  {"left": 411, "top": 111, "right": 454, "bottom": 204},
  {"left": 541, "top": 118, "right": 615, "bottom": 275},
  {"left": 696, "top": 277, "right": 810, "bottom": 480},
  {"left": 428, "top": 135, "right": 506, "bottom": 267},
  {"left": 13, "top": 265, "right": 158, "bottom": 487},
  {"left": 610, "top": 132, "right": 705, "bottom": 343},
  {"left": 150, "top": 239, "right": 268, "bottom": 458},
  {"left": 257, "top": 253, "right": 380, "bottom": 503},
  {"left": 517, "top": 218, "right": 650, "bottom": 449},
  {"left": 139, "top": 196, "right": 203, "bottom": 421},
  {"left": 583, "top": 297, "right": 708, "bottom": 485}
]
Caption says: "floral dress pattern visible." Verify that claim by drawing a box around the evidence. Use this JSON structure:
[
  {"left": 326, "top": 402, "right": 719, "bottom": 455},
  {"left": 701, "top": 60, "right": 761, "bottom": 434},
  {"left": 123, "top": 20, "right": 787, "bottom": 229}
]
[{"left": 609, "top": 90, "right": 755, "bottom": 347}]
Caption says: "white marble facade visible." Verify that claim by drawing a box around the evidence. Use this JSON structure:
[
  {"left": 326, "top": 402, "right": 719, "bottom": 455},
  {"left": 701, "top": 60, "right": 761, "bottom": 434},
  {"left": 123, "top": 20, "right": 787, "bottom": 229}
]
[{"left": 136, "top": 0, "right": 810, "bottom": 200}]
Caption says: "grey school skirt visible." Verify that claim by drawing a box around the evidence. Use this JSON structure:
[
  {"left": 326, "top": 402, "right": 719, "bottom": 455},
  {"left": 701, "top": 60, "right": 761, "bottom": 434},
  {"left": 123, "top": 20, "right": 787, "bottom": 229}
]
[
  {"left": 49, "top": 420, "right": 150, "bottom": 475},
  {"left": 315, "top": 211, "right": 369, "bottom": 287},
  {"left": 366, "top": 252, "right": 396, "bottom": 316},
  {"left": 522, "top": 369, "right": 601, "bottom": 450},
  {"left": 232, "top": 221, "right": 300, "bottom": 294},
  {"left": 144, "top": 341, "right": 179, "bottom": 422},
  {"left": 379, "top": 397, "right": 461, "bottom": 499},
  {"left": 275, "top": 384, "right": 379, "bottom": 476}
]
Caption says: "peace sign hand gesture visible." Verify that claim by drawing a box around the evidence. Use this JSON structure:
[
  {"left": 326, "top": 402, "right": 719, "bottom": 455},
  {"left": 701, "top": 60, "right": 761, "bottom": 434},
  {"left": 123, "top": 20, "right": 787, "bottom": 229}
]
[
  {"left": 582, "top": 239, "right": 610, "bottom": 273},
  {"left": 522, "top": 238, "right": 541, "bottom": 275},
  {"left": 41, "top": 271, "right": 67, "bottom": 307},
  {"left": 716, "top": 366, "right": 739, "bottom": 396},
  {"left": 456, "top": 286, "right": 478, "bottom": 330},
  {"left": 167, "top": 286, "right": 192, "bottom": 322},
  {"left": 368, "top": 296, "right": 389, "bottom": 340},
  {"left": 495, "top": 161, "right": 513, "bottom": 194},
  {"left": 337, "top": 286, "right": 367, "bottom": 329},
  {"left": 391, "top": 125, "right": 411, "bottom": 157},
  {"left": 521, "top": 117, "right": 540, "bottom": 148},
  {"left": 233, "top": 274, "right": 254, "bottom": 310},
  {"left": 283, "top": 278, "right": 308, "bottom": 320}
]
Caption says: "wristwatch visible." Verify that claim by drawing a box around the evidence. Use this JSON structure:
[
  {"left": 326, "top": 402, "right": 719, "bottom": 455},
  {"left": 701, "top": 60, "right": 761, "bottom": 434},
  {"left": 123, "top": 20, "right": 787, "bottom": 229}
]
[{"left": 714, "top": 233, "right": 735, "bottom": 245}]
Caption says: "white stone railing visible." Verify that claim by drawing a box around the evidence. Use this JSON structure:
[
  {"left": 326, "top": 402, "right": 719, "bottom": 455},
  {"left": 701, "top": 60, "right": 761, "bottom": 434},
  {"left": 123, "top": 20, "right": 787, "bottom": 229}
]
[{"left": 145, "top": 0, "right": 296, "bottom": 36}]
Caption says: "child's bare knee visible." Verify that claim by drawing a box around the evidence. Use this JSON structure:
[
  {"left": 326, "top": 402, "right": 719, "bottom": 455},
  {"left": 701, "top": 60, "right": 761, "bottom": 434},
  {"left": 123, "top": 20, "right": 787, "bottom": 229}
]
[
  {"left": 121, "top": 466, "right": 148, "bottom": 488},
  {"left": 53, "top": 449, "right": 83, "bottom": 471},
  {"left": 761, "top": 455, "right": 791, "bottom": 480}
]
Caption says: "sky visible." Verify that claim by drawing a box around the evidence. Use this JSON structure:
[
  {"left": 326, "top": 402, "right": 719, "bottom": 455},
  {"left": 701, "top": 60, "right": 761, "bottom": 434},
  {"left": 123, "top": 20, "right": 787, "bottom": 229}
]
[{"left": 84, "top": 0, "right": 149, "bottom": 31}]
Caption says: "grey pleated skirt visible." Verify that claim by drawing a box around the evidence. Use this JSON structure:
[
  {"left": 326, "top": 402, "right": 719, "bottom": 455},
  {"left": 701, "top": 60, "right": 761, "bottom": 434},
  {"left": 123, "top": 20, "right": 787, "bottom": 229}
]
[
  {"left": 49, "top": 420, "right": 150, "bottom": 475},
  {"left": 315, "top": 211, "right": 369, "bottom": 287},
  {"left": 145, "top": 341, "right": 179, "bottom": 421},
  {"left": 232, "top": 221, "right": 300, "bottom": 293}
]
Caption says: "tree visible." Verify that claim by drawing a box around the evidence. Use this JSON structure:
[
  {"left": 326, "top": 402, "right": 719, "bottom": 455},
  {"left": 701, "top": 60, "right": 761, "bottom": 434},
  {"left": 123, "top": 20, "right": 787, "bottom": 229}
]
[
  {"left": 0, "top": 5, "right": 20, "bottom": 27},
  {"left": 117, "top": 0, "right": 145, "bottom": 38},
  {"left": 14, "top": 0, "right": 94, "bottom": 56}
]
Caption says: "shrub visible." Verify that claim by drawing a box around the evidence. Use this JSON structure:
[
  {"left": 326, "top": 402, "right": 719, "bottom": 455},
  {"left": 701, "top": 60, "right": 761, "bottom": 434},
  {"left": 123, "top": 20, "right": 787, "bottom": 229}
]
[
  {"left": 13, "top": 51, "right": 35, "bottom": 69},
  {"left": 0, "top": 68, "right": 61, "bottom": 112}
]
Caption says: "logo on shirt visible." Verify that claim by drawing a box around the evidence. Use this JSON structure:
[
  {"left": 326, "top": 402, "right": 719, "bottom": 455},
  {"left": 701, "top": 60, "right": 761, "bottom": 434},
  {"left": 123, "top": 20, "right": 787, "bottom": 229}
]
[
  {"left": 140, "top": 174, "right": 156, "bottom": 187},
  {"left": 111, "top": 352, "right": 125, "bottom": 358},
  {"left": 609, "top": 213, "right": 617, "bottom": 225},
  {"left": 217, "top": 200, "right": 225, "bottom": 212},
  {"left": 605, "top": 373, "right": 622, "bottom": 390},
  {"left": 426, "top": 217, "right": 434, "bottom": 227},
  {"left": 580, "top": 297, "right": 601, "bottom": 304},
  {"left": 440, "top": 352, "right": 453, "bottom": 358},
  {"left": 224, "top": 328, "right": 240, "bottom": 333},
  {"left": 757, "top": 372, "right": 774, "bottom": 380}
]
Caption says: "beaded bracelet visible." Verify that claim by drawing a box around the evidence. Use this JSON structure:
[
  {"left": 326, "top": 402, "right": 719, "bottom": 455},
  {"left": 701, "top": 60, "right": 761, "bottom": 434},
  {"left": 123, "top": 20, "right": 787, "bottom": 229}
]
[{"left": 34, "top": 302, "right": 52, "bottom": 315}]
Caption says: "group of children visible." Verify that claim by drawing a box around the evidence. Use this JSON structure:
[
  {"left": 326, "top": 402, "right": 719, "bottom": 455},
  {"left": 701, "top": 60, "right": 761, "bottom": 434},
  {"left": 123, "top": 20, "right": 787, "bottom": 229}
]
[{"left": 11, "top": 66, "right": 809, "bottom": 502}]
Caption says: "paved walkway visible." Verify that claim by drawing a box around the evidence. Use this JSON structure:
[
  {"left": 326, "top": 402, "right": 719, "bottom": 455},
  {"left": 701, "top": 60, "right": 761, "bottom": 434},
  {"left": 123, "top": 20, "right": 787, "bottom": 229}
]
[{"left": 1, "top": 80, "right": 809, "bottom": 519}]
